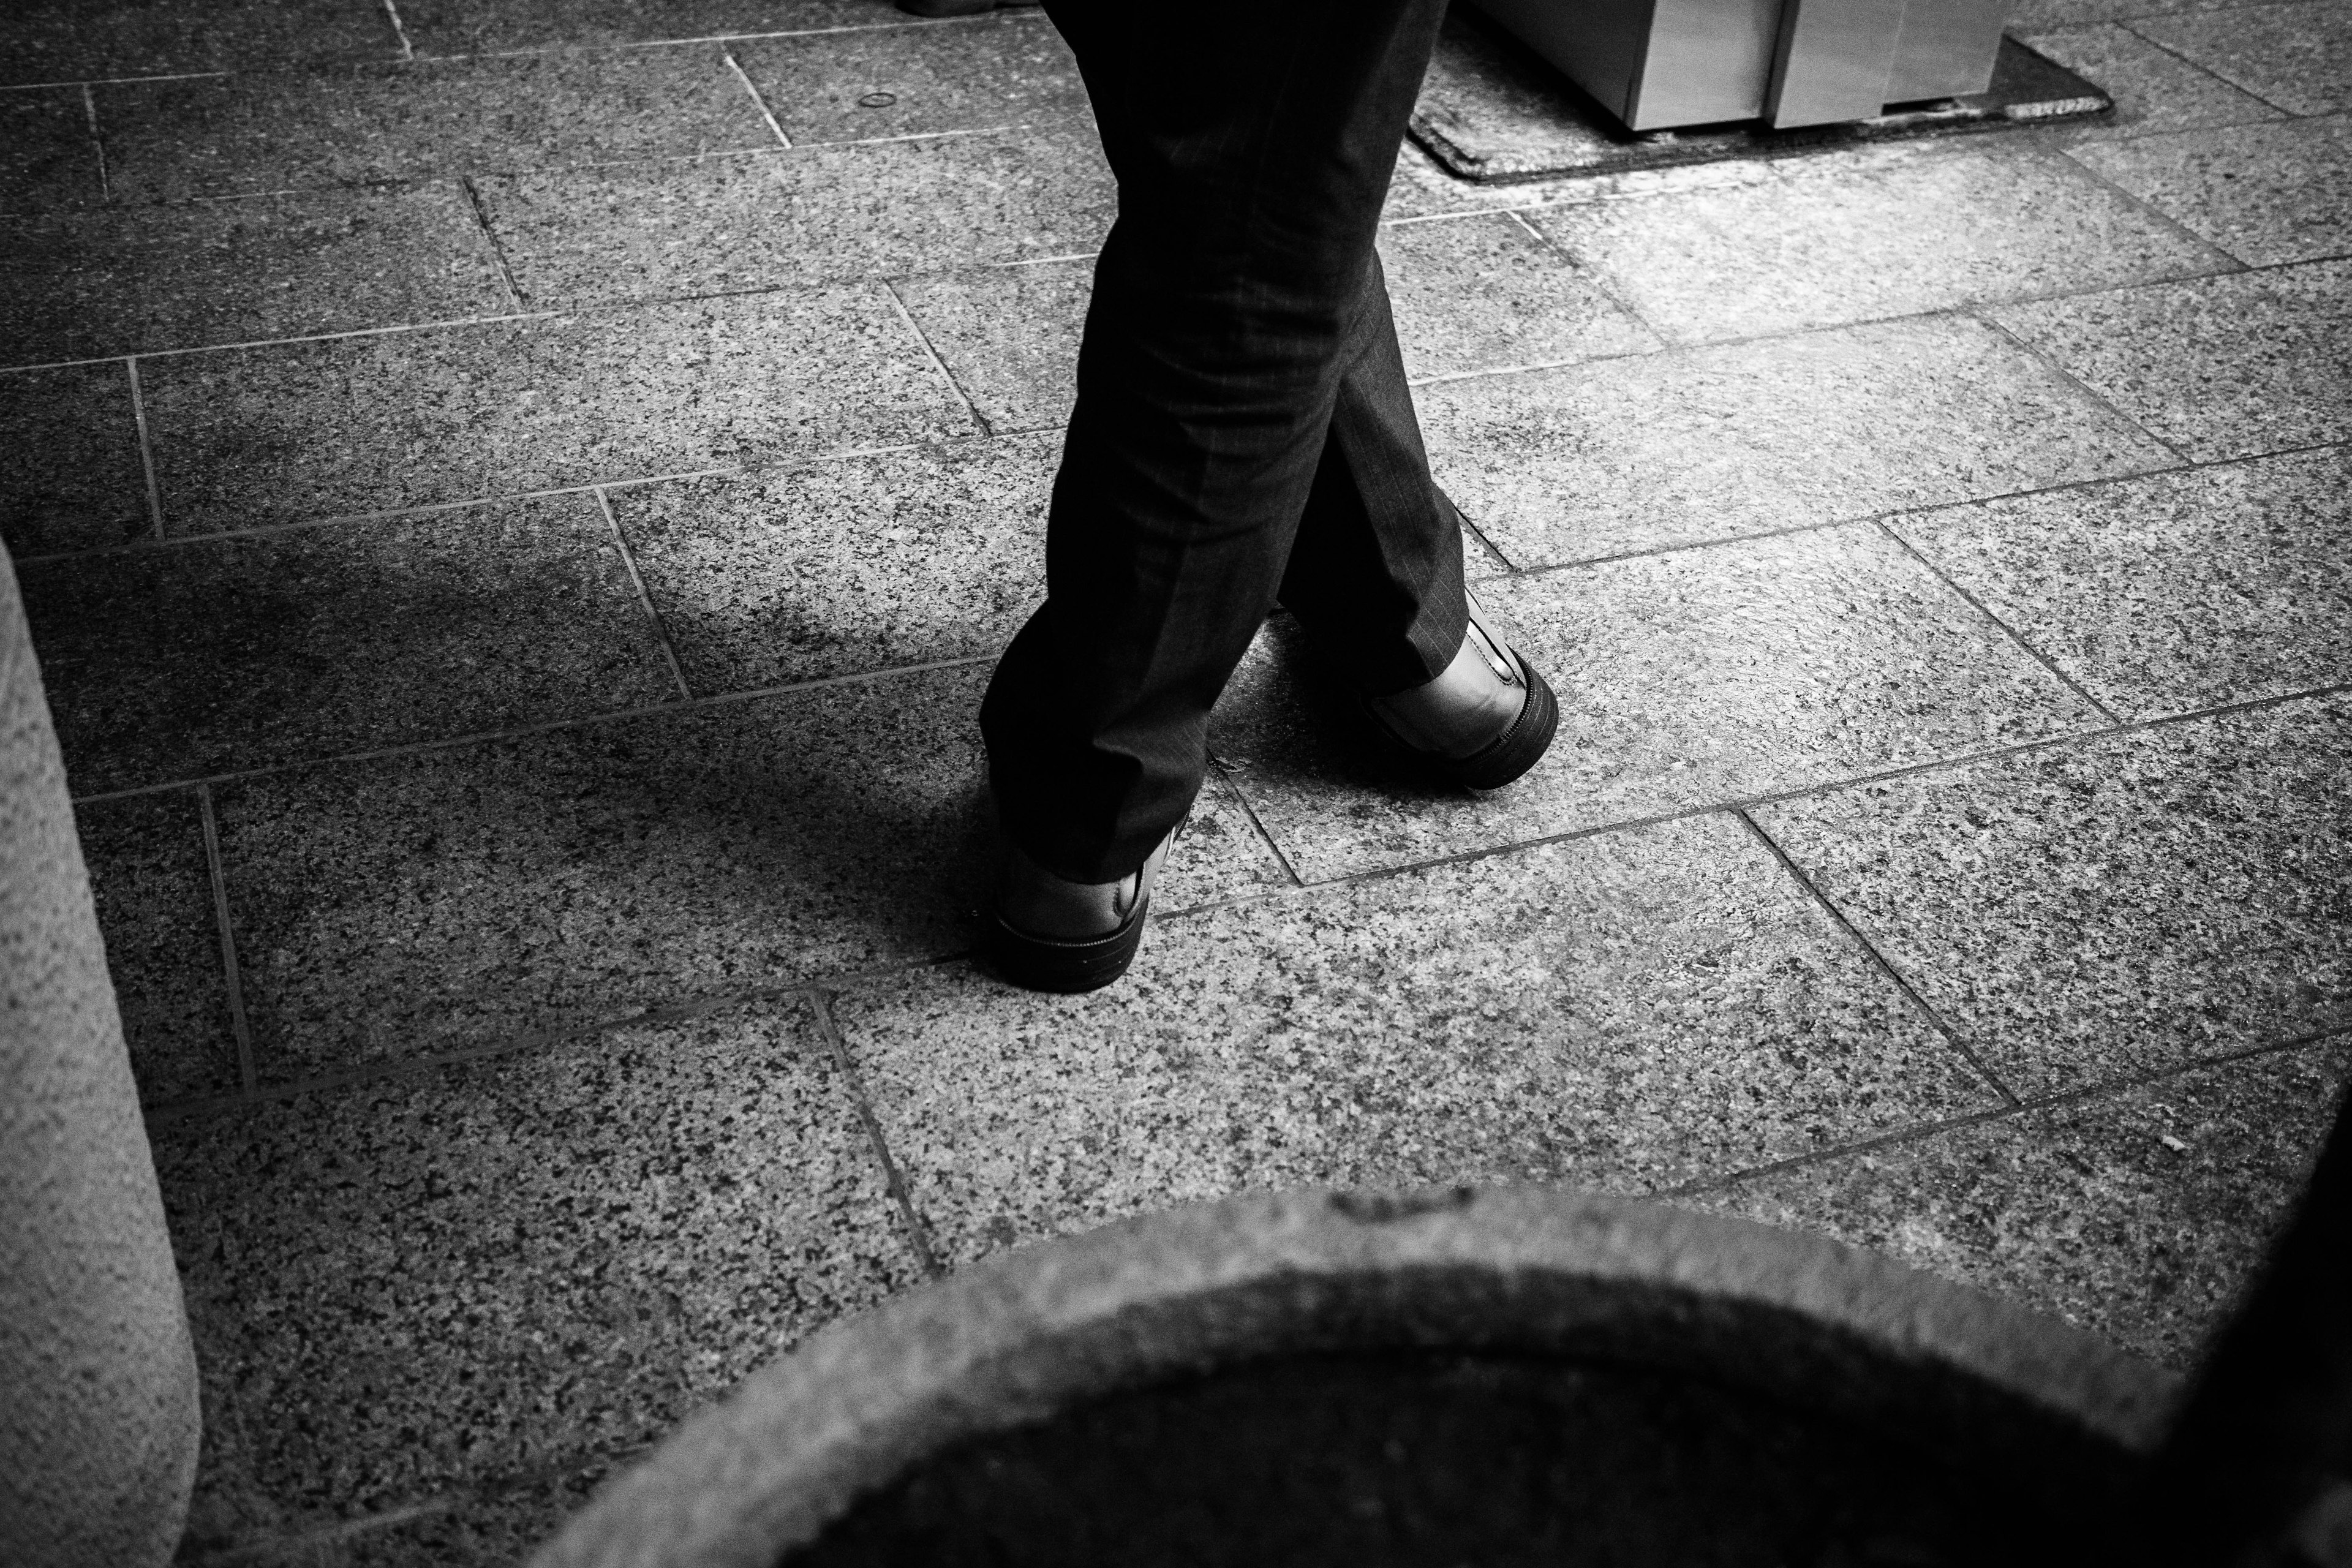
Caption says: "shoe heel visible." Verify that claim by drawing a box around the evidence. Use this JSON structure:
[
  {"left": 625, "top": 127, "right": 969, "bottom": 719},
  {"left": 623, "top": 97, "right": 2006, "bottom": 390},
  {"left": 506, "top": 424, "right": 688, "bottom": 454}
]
[{"left": 1450, "top": 662, "right": 1559, "bottom": 790}]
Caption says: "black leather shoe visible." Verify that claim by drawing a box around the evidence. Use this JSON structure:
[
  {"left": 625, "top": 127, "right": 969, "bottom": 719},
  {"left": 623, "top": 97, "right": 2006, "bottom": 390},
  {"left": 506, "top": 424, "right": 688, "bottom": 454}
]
[
  {"left": 990, "top": 825, "right": 1177, "bottom": 993},
  {"left": 1362, "top": 592, "right": 1558, "bottom": 790}
]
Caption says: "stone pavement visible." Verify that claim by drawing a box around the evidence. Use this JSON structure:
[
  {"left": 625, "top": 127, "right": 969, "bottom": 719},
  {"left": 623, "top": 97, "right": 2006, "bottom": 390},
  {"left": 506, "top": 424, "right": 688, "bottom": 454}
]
[{"left": 3, "top": 0, "right": 2348, "bottom": 1558}]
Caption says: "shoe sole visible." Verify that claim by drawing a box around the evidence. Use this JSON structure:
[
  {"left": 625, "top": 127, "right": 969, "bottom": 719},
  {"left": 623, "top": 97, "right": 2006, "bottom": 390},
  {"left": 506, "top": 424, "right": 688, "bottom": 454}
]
[{"left": 990, "top": 899, "right": 1152, "bottom": 993}]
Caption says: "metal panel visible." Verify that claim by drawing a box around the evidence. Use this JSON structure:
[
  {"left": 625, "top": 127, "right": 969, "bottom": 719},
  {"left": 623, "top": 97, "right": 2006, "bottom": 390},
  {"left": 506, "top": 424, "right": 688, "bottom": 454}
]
[
  {"left": 1887, "top": 0, "right": 2014, "bottom": 101},
  {"left": 1765, "top": 0, "right": 1907, "bottom": 127},
  {"left": 1624, "top": 0, "right": 1784, "bottom": 129},
  {"left": 1468, "top": 0, "right": 1657, "bottom": 125}
]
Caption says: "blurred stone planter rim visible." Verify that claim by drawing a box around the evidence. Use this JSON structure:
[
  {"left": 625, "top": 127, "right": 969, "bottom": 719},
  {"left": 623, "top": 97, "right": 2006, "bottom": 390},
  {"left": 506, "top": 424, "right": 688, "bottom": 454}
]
[{"left": 530, "top": 1186, "right": 2179, "bottom": 1568}]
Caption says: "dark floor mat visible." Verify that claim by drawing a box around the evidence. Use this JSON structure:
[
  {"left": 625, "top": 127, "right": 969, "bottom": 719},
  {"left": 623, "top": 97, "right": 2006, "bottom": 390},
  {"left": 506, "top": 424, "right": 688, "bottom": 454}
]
[{"left": 1409, "top": 10, "right": 2111, "bottom": 185}]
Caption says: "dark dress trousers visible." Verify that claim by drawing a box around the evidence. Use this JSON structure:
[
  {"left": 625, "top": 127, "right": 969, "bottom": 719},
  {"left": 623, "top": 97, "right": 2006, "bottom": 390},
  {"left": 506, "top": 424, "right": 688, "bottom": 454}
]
[{"left": 981, "top": 0, "right": 1468, "bottom": 884}]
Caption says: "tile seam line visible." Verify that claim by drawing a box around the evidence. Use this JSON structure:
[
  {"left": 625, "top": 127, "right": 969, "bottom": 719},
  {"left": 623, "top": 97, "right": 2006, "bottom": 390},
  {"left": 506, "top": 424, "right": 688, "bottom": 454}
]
[
  {"left": 380, "top": 0, "right": 417, "bottom": 60},
  {"left": 1732, "top": 805, "right": 2024, "bottom": 1108},
  {"left": 0, "top": 311, "right": 561, "bottom": 373},
  {"left": 10, "top": 467, "right": 743, "bottom": 563},
  {"left": 123, "top": 357, "right": 165, "bottom": 538},
  {"left": 64, "top": 660, "right": 2352, "bottom": 829},
  {"left": 0, "top": 71, "right": 228, "bottom": 91},
  {"left": 1170, "top": 673, "right": 2351, "bottom": 909},
  {"left": 722, "top": 50, "right": 793, "bottom": 149},
  {"left": 16, "top": 244, "right": 2336, "bottom": 382},
  {"left": 37, "top": 405, "right": 2337, "bottom": 576},
  {"left": 78, "top": 81, "right": 108, "bottom": 200},
  {"left": 424, "top": 9, "right": 1030, "bottom": 62},
  {"left": 196, "top": 783, "right": 258, "bottom": 1095},
  {"left": 1503, "top": 205, "right": 1670, "bottom": 349},
  {"left": 1969, "top": 308, "right": 2192, "bottom": 464},
  {"left": 2044, "top": 127, "right": 2266, "bottom": 264},
  {"left": 65, "top": 652, "right": 1003, "bottom": 806},
  {"left": 1207, "top": 758, "right": 1308, "bottom": 889},
  {"left": 1665, "top": 1019, "right": 2352, "bottom": 1202},
  {"left": 2111, "top": 17, "right": 2309, "bottom": 118},
  {"left": 1872, "top": 519, "right": 2122, "bottom": 725},
  {"left": 594, "top": 487, "right": 693, "bottom": 701},
  {"left": 810, "top": 990, "right": 947, "bottom": 1280},
  {"left": 880, "top": 277, "right": 994, "bottom": 437},
  {"left": 459, "top": 174, "right": 526, "bottom": 310}
]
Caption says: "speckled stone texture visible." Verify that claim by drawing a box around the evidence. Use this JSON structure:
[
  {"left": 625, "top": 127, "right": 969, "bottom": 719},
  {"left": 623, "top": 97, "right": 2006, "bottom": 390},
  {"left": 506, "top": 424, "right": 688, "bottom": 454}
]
[
  {"left": 1376, "top": 212, "right": 1659, "bottom": 380},
  {"left": 0, "top": 86, "right": 100, "bottom": 213},
  {"left": 0, "top": 0, "right": 395, "bottom": 85},
  {"left": 74, "top": 790, "right": 241, "bottom": 1107},
  {"left": 1689, "top": 1039, "right": 2352, "bottom": 1370},
  {"left": 1993, "top": 258, "right": 2352, "bottom": 461},
  {"left": 0, "top": 551, "right": 200, "bottom": 1565},
  {"left": 1750, "top": 692, "right": 2352, "bottom": 1098},
  {"left": 734, "top": 12, "right": 1090, "bottom": 144},
  {"left": 610, "top": 434, "right": 1052, "bottom": 693},
  {"left": 208, "top": 665, "right": 1286, "bottom": 1082},
  {"left": 1212, "top": 527, "right": 2102, "bottom": 883},
  {"left": 472, "top": 129, "right": 1115, "bottom": 308},
  {"left": 20, "top": 496, "right": 678, "bottom": 794},
  {"left": 1525, "top": 143, "right": 2231, "bottom": 345},
  {"left": 0, "top": 360, "right": 149, "bottom": 557},
  {"left": 1412, "top": 314, "right": 2176, "bottom": 569},
  {"left": 837, "top": 812, "right": 1994, "bottom": 1267},
  {"left": 891, "top": 260, "right": 1093, "bottom": 432},
  {"left": 138, "top": 288, "right": 976, "bottom": 532},
  {"left": 390, "top": 0, "right": 890, "bottom": 56},
  {"left": 2067, "top": 116, "right": 2352, "bottom": 267},
  {"left": 1891, "top": 448, "right": 2352, "bottom": 718},
  {"left": 1, "top": 184, "right": 511, "bottom": 365},
  {"left": 155, "top": 998, "right": 923, "bottom": 1544},
  {"left": 2132, "top": 2, "right": 2352, "bottom": 116},
  {"left": 95, "top": 48, "right": 778, "bottom": 203},
  {"left": 2018, "top": 23, "right": 2291, "bottom": 139}
]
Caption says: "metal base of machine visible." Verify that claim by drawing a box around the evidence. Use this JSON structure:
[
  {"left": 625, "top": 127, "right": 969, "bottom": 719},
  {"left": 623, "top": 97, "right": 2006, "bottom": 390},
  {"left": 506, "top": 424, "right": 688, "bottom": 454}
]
[{"left": 1409, "top": 13, "right": 2110, "bottom": 186}]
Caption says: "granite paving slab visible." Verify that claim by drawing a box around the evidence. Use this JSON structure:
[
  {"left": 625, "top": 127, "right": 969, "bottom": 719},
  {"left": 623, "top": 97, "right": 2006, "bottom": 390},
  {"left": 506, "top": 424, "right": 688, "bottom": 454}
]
[
  {"left": 2133, "top": 1, "right": 2352, "bottom": 116},
  {"left": 0, "top": 360, "right": 150, "bottom": 557},
  {"left": 1, "top": 84, "right": 101, "bottom": 211},
  {"left": 1749, "top": 692, "right": 2352, "bottom": 1099},
  {"left": 20, "top": 494, "right": 677, "bottom": 794},
  {"left": 140, "top": 285, "right": 974, "bottom": 532},
  {"left": 244, "top": 1455, "right": 625, "bottom": 1567},
  {"left": 209, "top": 665, "right": 1285, "bottom": 1081},
  {"left": 891, "top": 260, "right": 1091, "bottom": 432},
  {"left": 609, "top": 432, "right": 1051, "bottom": 694},
  {"left": 95, "top": 47, "right": 775, "bottom": 204},
  {"left": 152, "top": 997, "right": 921, "bottom": 1536},
  {"left": 2018, "top": 23, "right": 2291, "bottom": 140},
  {"left": 1893, "top": 448, "right": 2352, "bottom": 718},
  {"left": 1687, "top": 1038, "right": 2352, "bottom": 1368},
  {"left": 1991, "top": 258, "right": 2352, "bottom": 461},
  {"left": 471, "top": 127, "right": 1114, "bottom": 308},
  {"left": 733, "top": 11, "right": 1089, "bottom": 145},
  {"left": 1411, "top": 314, "right": 2179, "bottom": 570},
  {"left": 391, "top": 0, "right": 893, "bottom": 56},
  {"left": 2005, "top": 0, "right": 2228, "bottom": 29},
  {"left": 2066, "top": 114, "right": 2352, "bottom": 267},
  {"left": 1208, "top": 524, "right": 2105, "bottom": 884},
  {"left": 1, "top": 183, "right": 511, "bottom": 366},
  {"left": 0, "top": 0, "right": 394, "bottom": 87},
  {"left": 835, "top": 812, "right": 1997, "bottom": 1268},
  {"left": 74, "top": 788, "right": 241, "bottom": 1107},
  {"left": 1376, "top": 212, "right": 1660, "bottom": 381},
  {"left": 1525, "top": 142, "right": 2231, "bottom": 345}
]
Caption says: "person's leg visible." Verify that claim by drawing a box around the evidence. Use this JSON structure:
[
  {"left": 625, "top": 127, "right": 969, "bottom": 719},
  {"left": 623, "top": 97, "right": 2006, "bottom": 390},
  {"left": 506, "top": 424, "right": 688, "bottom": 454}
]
[
  {"left": 1277, "top": 251, "right": 1468, "bottom": 700},
  {"left": 981, "top": 0, "right": 1452, "bottom": 887}
]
